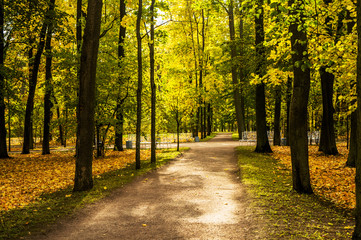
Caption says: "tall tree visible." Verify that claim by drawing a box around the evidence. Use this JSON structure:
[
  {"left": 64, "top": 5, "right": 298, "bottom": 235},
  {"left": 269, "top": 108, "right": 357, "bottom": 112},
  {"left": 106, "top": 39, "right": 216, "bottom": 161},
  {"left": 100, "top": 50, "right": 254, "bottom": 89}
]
[
  {"left": 0, "top": 0, "right": 8, "bottom": 158},
  {"left": 42, "top": 0, "right": 56, "bottom": 155},
  {"left": 353, "top": 0, "right": 361, "bottom": 237},
  {"left": 114, "top": 0, "right": 127, "bottom": 151},
  {"left": 285, "top": 75, "right": 292, "bottom": 146},
  {"left": 318, "top": 0, "right": 338, "bottom": 155},
  {"left": 254, "top": 0, "right": 271, "bottom": 153},
  {"left": 135, "top": 0, "right": 143, "bottom": 170},
  {"left": 150, "top": 0, "right": 156, "bottom": 164},
  {"left": 228, "top": 0, "right": 245, "bottom": 140},
  {"left": 22, "top": 1, "right": 55, "bottom": 154},
  {"left": 273, "top": 86, "right": 281, "bottom": 146},
  {"left": 347, "top": 110, "right": 357, "bottom": 167},
  {"left": 75, "top": 0, "right": 82, "bottom": 157},
  {"left": 73, "top": 0, "right": 103, "bottom": 192},
  {"left": 288, "top": 0, "right": 313, "bottom": 194}
]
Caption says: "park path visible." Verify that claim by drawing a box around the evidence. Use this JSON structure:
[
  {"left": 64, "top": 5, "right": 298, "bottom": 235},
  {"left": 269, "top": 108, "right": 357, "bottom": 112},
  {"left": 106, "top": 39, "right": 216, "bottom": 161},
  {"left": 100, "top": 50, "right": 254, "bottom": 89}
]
[{"left": 31, "top": 133, "right": 263, "bottom": 240}]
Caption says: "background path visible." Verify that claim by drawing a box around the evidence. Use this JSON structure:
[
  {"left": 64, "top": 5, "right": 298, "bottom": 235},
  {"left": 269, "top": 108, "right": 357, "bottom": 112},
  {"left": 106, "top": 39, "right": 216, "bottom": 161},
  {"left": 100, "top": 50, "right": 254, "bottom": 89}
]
[{"left": 31, "top": 133, "right": 262, "bottom": 239}]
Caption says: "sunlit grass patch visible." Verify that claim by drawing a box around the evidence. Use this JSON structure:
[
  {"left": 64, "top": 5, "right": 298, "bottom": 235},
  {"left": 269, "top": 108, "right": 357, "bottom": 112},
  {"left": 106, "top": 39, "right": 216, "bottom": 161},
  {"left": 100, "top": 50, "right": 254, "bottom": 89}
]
[{"left": 237, "top": 146, "right": 353, "bottom": 239}]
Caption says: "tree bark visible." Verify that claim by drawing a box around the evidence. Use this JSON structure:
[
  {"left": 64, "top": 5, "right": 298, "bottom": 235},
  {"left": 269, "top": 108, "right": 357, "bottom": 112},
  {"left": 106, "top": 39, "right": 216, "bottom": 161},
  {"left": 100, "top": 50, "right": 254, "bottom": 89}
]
[
  {"left": 114, "top": 104, "right": 124, "bottom": 151},
  {"left": 42, "top": 0, "right": 56, "bottom": 155},
  {"left": 207, "top": 103, "right": 211, "bottom": 136},
  {"left": 53, "top": 96, "right": 65, "bottom": 146},
  {"left": 254, "top": 0, "right": 271, "bottom": 153},
  {"left": 0, "top": 0, "right": 8, "bottom": 158},
  {"left": 273, "top": 86, "right": 281, "bottom": 146},
  {"left": 114, "top": 0, "right": 126, "bottom": 152},
  {"left": 176, "top": 110, "right": 180, "bottom": 152},
  {"left": 73, "top": 0, "right": 102, "bottom": 192},
  {"left": 228, "top": 0, "right": 245, "bottom": 140},
  {"left": 353, "top": 0, "right": 361, "bottom": 237},
  {"left": 285, "top": 76, "right": 292, "bottom": 146},
  {"left": 150, "top": 0, "right": 156, "bottom": 164},
  {"left": 318, "top": 66, "right": 338, "bottom": 155},
  {"left": 347, "top": 110, "right": 357, "bottom": 167},
  {"left": 288, "top": 0, "right": 313, "bottom": 194},
  {"left": 135, "top": 0, "right": 143, "bottom": 170},
  {"left": 22, "top": 3, "right": 53, "bottom": 154},
  {"left": 75, "top": 0, "right": 82, "bottom": 157}
]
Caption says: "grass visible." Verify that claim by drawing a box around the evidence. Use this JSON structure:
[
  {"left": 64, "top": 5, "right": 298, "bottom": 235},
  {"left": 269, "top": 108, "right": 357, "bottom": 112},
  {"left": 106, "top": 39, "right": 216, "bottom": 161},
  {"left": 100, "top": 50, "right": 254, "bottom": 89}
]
[
  {"left": 232, "top": 132, "right": 239, "bottom": 140},
  {"left": 199, "top": 133, "right": 217, "bottom": 142},
  {"left": 0, "top": 148, "right": 186, "bottom": 240},
  {"left": 237, "top": 146, "right": 354, "bottom": 239}
]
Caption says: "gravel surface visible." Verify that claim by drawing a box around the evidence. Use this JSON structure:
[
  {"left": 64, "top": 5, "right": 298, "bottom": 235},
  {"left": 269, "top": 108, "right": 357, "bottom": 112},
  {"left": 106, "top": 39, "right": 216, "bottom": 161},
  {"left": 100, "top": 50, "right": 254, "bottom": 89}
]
[{"left": 30, "top": 133, "right": 263, "bottom": 240}]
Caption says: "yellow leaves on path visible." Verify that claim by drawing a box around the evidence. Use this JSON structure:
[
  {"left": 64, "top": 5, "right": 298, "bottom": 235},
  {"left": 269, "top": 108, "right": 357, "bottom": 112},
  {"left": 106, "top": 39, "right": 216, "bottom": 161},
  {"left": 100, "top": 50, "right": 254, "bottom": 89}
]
[
  {"left": 0, "top": 150, "right": 151, "bottom": 212},
  {"left": 272, "top": 144, "right": 355, "bottom": 210}
]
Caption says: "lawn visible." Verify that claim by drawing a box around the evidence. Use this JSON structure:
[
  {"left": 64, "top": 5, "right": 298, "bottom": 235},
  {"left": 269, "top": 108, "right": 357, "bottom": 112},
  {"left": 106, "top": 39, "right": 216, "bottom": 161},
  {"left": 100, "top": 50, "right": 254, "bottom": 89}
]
[{"left": 238, "top": 145, "right": 354, "bottom": 239}]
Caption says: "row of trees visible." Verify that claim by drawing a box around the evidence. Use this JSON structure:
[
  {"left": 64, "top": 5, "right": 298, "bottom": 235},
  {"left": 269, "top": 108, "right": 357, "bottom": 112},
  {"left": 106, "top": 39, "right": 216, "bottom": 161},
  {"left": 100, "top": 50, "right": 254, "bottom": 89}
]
[{"left": 1, "top": 0, "right": 361, "bottom": 236}]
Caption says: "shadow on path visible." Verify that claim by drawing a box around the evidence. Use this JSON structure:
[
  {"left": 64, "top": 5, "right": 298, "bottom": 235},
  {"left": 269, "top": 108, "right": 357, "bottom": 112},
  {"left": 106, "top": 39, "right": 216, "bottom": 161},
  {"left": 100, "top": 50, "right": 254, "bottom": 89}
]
[{"left": 29, "top": 133, "right": 263, "bottom": 240}]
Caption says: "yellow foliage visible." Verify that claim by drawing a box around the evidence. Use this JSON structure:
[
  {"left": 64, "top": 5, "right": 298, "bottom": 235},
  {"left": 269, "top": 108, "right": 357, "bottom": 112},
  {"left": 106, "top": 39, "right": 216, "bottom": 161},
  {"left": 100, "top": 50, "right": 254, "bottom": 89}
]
[
  {"left": 0, "top": 150, "right": 151, "bottom": 211},
  {"left": 271, "top": 144, "right": 355, "bottom": 210}
]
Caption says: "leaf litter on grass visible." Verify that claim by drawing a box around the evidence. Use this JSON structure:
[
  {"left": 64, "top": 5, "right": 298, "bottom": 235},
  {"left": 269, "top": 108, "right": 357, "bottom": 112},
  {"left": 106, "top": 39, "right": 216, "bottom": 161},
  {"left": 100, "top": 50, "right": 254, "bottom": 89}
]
[
  {"left": 0, "top": 150, "right": 151, "bottom": 211},
  {"left": 271, "top": 143, "right": 355, "bottom": 210}
]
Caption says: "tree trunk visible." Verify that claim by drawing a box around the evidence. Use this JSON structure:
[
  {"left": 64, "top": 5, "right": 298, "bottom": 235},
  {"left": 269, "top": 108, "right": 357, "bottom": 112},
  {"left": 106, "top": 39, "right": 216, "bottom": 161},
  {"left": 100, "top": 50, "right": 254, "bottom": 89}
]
[
  {"left": 353, "top": 0, "right": 361, "bottom": 236},
  {"left": 239, "top": 13, "right": 246, "bottom": 133},
  {"left": 54, "top": 97, "right": 65, "bottom": 146},
  {"left": 318, "top": 67, "right": 338, "bottom": 155},
  {"left": 114, "top": 0, "right": 126, "bottom": 152},
  {"left": 288, "top": 0, "right": 313, "bottom": 194},
  {"left": 114, "top": 106, "right": 124, "bottom": 151},
  {"left": 75, "top": 0, "right": 82, "bottom": 157},
  {"left": 176, "top": 111, "right": 180, "bottom": 152},
  {"left": 318, "top": 0, "right": 339, "bottom": 156},
  {"left": 150, "top": 0, "right": 156, "bottom": 164},
  {"left": 0, "top": 0, "right": 7, "bottom": 158},
  {"left": 347, "top": 110, "right": 357, "bottom": 167},
  {"left": 254, "top": 0, "right": 271, "bottom": 153},
  {"left": 228, "top": 0, "right": 245, "bottom": 140},
  {"left": 207, "top": 103, "right": 211, "bottom": 136},
  {"left": 285, "top": 76, "right": 292, "bottom": 146},
  {"left": 202, "top": 104, "right": 206, "bottom": 139},
  {"left": 273, "top": 86, "right": 281, "bottom": 146},
  {"left": 135, "top": 0, "right": 143, "bottom": 170},
  {"left": 42, "top": 0, "right": 56, "bottom": 155},
  {"left": 73, "top": 0, "right": 102, "bottom": 192},
  {"left": 22, "top": 5, "right": 52, "bottom": 154}
]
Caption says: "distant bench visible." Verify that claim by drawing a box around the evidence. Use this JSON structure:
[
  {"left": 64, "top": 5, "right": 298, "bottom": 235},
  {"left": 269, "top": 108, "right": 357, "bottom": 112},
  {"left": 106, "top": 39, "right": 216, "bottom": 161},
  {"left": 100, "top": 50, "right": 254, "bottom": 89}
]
[
  {"left": 239, "top": 131, "right": 320, "bottom": 145},
  {"left": 140, "top": 141, "right": 172, "bottom": 149}
]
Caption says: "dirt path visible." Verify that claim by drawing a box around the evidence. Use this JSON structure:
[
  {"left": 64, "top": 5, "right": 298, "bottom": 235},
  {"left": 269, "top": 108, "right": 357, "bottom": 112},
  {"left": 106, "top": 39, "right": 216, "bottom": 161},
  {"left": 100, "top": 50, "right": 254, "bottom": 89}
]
[{"left": 31, "top": 133, "right": 262, "bottom": 240}]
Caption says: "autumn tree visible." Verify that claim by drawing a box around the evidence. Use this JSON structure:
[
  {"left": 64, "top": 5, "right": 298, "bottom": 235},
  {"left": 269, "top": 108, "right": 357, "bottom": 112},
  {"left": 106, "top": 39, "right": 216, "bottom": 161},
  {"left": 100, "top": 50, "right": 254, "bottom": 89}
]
[
  {"left": 228, "top": 0, "right": 245, "bottom": 140},
  {"left": 288, "top": 0, "right": 312, "bottom": 194},
  {"left": 22, "top": 1, "right": 55, "bottom": 154},
  {"left": 0, "top": 0, "right": 7, "bottom": 158},
  {"left": 73, "top": 0, "right": 103, "bottom": 192},
  {"left": 114, "top": 0, "right": 127, "bottom": 151},
  {"left": 353, "top": 0, "right": 361, "bottom": 237},
  {"left": 254, "top": 0, "right": 271, "bottom": 153},
  {"left": 135, "top": 0, "right": 143, "bottom": 170},
  {"left": 42, "top": 0, "right": 56, "bottom": 155},
  {"left": 317, "top": 0, "right": 339, "bottom": 155},
  {"left": 150, "top": 0, "right": 156, "bottom": 164}
]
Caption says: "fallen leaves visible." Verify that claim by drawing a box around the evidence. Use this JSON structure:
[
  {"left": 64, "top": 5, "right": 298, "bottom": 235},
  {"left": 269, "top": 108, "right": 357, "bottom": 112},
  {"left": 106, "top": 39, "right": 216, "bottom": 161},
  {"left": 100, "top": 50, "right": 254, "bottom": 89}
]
[
  {"left": 271, "top": 143, "right": 355, "bottom": 210},
  {"left": 0, "top": 149, "right": 151, "bottom": 211}
]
